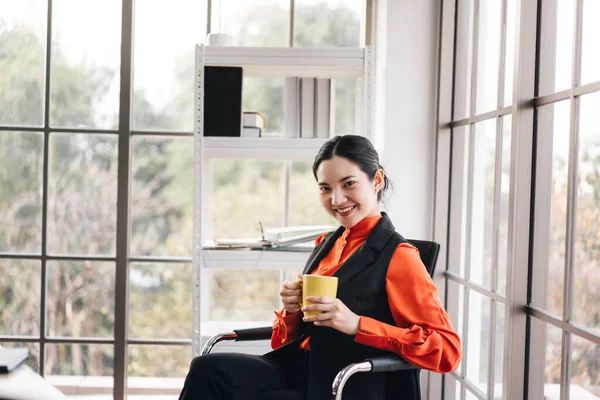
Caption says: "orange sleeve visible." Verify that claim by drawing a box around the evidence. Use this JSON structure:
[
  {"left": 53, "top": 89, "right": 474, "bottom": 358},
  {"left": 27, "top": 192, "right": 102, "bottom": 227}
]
[
  {"left": 271, "top": 232, "right": 329, "bottom": 350},
  {"left": 354, "top": 243, "right": 462, "bottom": 373},
  {"left": 271, "top": 308, "right": 304, "bottom": 349},
  {"left": 314, "top": 232, "right": 328, "bottom": 247}
]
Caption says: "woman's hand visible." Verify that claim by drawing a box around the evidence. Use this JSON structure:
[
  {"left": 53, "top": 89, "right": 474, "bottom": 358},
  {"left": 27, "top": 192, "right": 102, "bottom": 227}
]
[
  {"left": 302, "top": 296, "right": 361, "bottom": 336},
  {"left": 280, "top": 274, "right": 303, "bottom": 314}
]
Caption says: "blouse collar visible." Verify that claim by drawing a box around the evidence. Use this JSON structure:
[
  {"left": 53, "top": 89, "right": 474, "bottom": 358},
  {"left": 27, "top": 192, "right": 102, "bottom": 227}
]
[{"left": 343, "top": 214, "right": 382, "bottom": 239}]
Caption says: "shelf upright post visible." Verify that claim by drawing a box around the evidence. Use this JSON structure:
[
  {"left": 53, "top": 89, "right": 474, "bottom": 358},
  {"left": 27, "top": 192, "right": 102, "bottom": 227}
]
[
  {"left": 192, "top": 44, "right": 205, "bottom": 357},
  {"left": 363, "top": 46, "right": 374, "bottom": 140}
]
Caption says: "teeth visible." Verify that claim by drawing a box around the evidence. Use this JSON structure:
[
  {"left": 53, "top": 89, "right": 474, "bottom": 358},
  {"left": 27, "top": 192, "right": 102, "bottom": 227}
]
[{"left": 337, "top": 206, "right": 354, "bottom": 213}]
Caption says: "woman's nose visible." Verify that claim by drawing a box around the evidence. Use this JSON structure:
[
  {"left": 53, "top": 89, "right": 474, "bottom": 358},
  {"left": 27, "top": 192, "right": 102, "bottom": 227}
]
[{"left": 330, "top": 190, "right": 346, "bottom": 206}]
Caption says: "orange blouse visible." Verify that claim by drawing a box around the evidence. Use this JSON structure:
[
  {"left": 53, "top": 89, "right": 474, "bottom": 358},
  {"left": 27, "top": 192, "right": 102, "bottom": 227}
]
[{"left": 271, "top": 215, "right": 462, "bottom": 374}]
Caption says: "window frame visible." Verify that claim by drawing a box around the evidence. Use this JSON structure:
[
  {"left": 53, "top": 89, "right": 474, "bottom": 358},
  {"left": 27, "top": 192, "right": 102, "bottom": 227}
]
[
  {"left": 0, "top": 1, "right": 370, "bottom": 398},
  {"left": 437, "top": 0, "right": 600, "bottom": 399}
]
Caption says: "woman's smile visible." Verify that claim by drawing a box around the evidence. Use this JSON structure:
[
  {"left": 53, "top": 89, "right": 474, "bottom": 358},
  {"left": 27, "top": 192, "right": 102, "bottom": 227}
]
[{"left": 334, "top": 205, "right": 357, "bottom": 217}]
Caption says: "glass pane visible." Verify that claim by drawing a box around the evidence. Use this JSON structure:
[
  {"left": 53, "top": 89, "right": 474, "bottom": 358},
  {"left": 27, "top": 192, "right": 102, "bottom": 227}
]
[
  {"left": 0, "top": 342, "right": 40, "bottom": 373},
  {"left": 528, "top": 319, "right": 562, "bottom": 399},
  {"left": 209, "top": 159, "right": 284, "bottom": 240},
  {"left": 0, "top": 0, "right": 46, "bottom": 126},
  {"left": 295, "top": 0, "right": 364, "bottom": 47},
  {"left": 243, "top": 77, "right": 284, "bottom": 136},
  {"left": 129, "top": 263, "right": 192, "bottom": 339},
  {"left": 494, "top": 302, "right": 505, "bottom": 399},
  {"left": 450, "top": 125, "right": 470, "bottom": 278},
  {"left": 333, "top": 79, "right": 357, "bottom": 135},
  {"left": 447, "top": 280, "right": 465, "bottom": 372},
  {"left": 532, "top": 101, "right": 570, "bottom": 316},
  {"left": 466, "top": 290, "right": 490, "bottom": 395},
  {"left": 572, "top": 92, "right": 600, "bottom": 333},
  {"left": 455, "top": 0, "right": 475, "bottom": 120},
  {"left": 445, "top": 376, "right": 461, "bottom": 400},
  {"left": 0, "top": 259, "right": 40, "bottom": 336},
  {"left": 538, "top": 0, "right": 574, "bottom": 96},
  {"left": 455, "top": 381, "right": 462, "bottom": 400},
  {"left": 46, "top": 261, "right": 115, "bottom": 338},
  {"left": 209, "top": 269, "right": 280, "bottom": 323},
  {"left": 475, "top": 0, "right": 502, "bottom": 114},
  {"left": 45, "top": 343, "right": 113, "bottom": 396},
  {"left": 469, "top": 120, "right": 496, "bottom": 288},
  {"left": 128, "top": 345, "right": 190, "bottom": 397},
  {"left": 50, "top": 0, "right": 121, "bottom": 129},
  {"left": 132, "top": 0, "right": 206, "bottom": 131},
  {"left": 497, "top": 116, "right": 512, "bottom": 294},
  {"left": 131, "top": 136, "right": 193, "bottom": 257},
  {"left": 47, "top": 133, "right": 118, "bottom": 256},
  {"left": 210, "top": 0, "right": 289, "bottom": 47},
  {"left": 503, "top": 0, "right": 516, "bottom": 107},
  {"left": 0, "top": 132, "right": 43, "bottom": 253},
  {"left": 570, "top": 335, "right": 600, "bottom": 398},
  {"left": 465, "top": 391, "right": 479, "bottom": 400},
  {"left": 289, "top": 161, "right": 336, "bottom": 227},
  {"left": 580, "top": 0, "right": 600, "bottom": 85}
]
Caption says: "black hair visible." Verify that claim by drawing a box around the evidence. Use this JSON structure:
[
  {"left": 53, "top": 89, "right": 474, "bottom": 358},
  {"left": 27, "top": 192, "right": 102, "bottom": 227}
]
[{"left": 312, "top": 135, "right": 392, "bottom": 202}]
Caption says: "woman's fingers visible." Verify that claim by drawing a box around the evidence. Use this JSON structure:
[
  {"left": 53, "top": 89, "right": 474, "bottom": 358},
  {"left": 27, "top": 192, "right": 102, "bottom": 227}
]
[
  {"left": 280, "top": 280, "right": 303, "bottom": 313},
  {"left": 282, "top": 295, "right": 301, "bottom": 304},
  {"left": 304, "top": 296, "right": 335, "bottom": 304},
  {"left": 280, "top": 288, "right": 301, "bottom": 297},
  {"left": 280, "top": 281, "right": 301, "bottom": 296},
  {"left": 299, "top": 297, "right": 361, "bottom": 335}
]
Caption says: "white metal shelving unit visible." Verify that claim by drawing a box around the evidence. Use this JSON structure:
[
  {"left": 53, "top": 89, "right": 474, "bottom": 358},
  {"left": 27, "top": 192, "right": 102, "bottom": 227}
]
[{"left": 192, "top": 44, "right": 373, "bottom": 355}]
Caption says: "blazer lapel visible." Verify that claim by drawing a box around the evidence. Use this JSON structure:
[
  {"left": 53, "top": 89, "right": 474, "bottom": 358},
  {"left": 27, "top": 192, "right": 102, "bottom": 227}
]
[
  {"left": 332, "top": 242, "right": 374, "bottom": 289},
  {"left": 302, "top": 226, "right": 345, "bottom": 274},
  {"left": 302, "top": 213, "right": 397, "bottom": 288},
  {"left": 333, "top": 213, "right": 396, "bottom": 289}
]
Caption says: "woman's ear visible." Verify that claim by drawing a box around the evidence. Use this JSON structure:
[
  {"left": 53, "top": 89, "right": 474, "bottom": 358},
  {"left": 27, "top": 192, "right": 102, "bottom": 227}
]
[{"left": 374, "top": 169, "right": 385, "bottom": 192}]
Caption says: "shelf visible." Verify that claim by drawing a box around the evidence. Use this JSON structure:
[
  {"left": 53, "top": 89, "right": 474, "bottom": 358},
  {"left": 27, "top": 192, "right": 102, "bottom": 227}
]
[
  {"left": 201, "top": 249, "right": 310, "bottom": 269},
  {"left": 202, "top": 136, "right": 328, "bottom": 159},
  {"left": 201, "top": 46, "right": 365, "bottom": 78}
]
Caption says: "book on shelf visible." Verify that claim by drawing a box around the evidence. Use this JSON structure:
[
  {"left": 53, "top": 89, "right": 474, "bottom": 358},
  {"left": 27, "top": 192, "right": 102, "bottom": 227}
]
[
  {"left": 203, "top": 238, "right": 271, "bottom": 250},
  {"left": 0, "top": 347, "right": 28, "bottom": 373},
  {"left": 204, "top": 66, "right": 243, "bottom": 137},
  {"left": 284, "top": 77, "right": 300, "bottom": 138},
  {"left": 264, "top": 225, "right": 337, "bottom": 246},
  {"left": 243, "top": 111, "right": 267, "bottom": 129},
  {"left": 242, "top": 126, "right": 262, "bottom": 138},
  {"left": 300, "top": 77, "right": 315, "bottom": 138},
  {"left": 315, "top": 78, "right": 331, "bottom": 138}
]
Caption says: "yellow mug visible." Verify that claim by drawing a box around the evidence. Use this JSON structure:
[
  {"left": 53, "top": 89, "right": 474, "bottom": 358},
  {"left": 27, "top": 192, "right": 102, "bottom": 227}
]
[{"left": 301, "top": 275, "right": 338, "bottom": 317}]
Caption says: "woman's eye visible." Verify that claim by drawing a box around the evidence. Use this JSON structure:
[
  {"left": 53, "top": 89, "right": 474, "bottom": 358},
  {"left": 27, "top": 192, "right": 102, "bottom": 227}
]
[
  {"left": 344, "top": 181, "right": 355, "bottom": 187},
  {"left": 320, "top": 187, "right": 330, "bottom": 192}
]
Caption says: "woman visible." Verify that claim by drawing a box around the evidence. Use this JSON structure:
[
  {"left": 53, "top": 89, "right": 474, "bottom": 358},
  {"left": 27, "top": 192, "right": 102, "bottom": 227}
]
[{"left": 179, "top": 135, "right": 461, "bottom": 400}]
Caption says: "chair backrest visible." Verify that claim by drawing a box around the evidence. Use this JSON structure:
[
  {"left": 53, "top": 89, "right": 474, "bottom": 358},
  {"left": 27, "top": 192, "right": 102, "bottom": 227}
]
[
  {"left": 406, "top": 239, "right": 440, "bottom": 278},
  {"left": 385, "top": 239, "right": 440, "bottom": 400}
]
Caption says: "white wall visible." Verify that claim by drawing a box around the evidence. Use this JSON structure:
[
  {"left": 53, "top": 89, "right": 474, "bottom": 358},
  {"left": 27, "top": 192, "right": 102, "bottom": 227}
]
[{"left": 373, "top": 0, "right": 440, "bottom": 240}]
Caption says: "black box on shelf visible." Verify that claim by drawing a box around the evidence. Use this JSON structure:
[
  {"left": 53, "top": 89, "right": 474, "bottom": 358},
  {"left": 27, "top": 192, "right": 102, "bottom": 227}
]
[{"left": 203, "top": 66, "right": 243, "bottom": 137}]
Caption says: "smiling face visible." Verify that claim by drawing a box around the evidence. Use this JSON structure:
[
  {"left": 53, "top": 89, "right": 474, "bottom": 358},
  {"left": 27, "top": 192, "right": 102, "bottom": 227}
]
[{"left": 316, "top": 156, "right": 384, "bottom": 228}]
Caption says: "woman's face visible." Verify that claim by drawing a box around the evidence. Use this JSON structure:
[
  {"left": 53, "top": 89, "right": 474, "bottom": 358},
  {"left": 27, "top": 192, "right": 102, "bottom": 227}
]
[{"left": 315, "top": 156, "right": 383, "bottom": 228}]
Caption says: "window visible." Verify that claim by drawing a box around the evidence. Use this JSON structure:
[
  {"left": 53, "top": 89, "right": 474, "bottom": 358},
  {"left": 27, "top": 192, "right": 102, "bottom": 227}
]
[
  {"left": 439, "top": 0, "right": 600, "bottom": 399},
  {"left": 0, "top": 1, "right": 366, "bottom": 398},
  {"left": 441, "top": 1, "right": 512, "bottom": 398}
]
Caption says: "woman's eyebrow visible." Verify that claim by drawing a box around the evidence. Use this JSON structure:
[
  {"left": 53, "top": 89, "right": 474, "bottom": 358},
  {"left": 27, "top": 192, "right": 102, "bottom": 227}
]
[
  {"left": 318, "top": 175, "right": 357, "bottom": 186},
  {"left": 339, "top": 175, "right": 356, "bottom": 182}
]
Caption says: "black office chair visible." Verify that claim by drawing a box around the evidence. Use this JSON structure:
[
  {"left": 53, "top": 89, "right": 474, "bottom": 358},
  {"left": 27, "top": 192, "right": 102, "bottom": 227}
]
[{"left": 201, "top": 239, "right": 441, "bottom": 400}]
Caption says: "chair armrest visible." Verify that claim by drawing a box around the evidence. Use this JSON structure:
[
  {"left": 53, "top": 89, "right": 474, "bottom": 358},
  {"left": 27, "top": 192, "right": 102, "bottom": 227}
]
[
  {"left": 365, "top": 354, "right": 417, "bottom": 373},
  {"left": 233, "top": 326, "right": 273, "bottom": 341},
  {"left": 332, "top": 355, "right": 417, "bottom": 400},
  {"left": 201, "top": 326, "right": 273, "bottom": 355}
]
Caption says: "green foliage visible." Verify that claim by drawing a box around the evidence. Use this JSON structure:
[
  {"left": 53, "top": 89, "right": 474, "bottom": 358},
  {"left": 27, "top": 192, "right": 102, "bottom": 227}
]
[
  {"left": 0, "top": 24, "right": 44, "bottom": 125},
  {"left": 0, "top": 0, "right": 356, "bottom": 381},
  {"left": 294, "top": 2, "right": 361, "bottom": 47}
]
